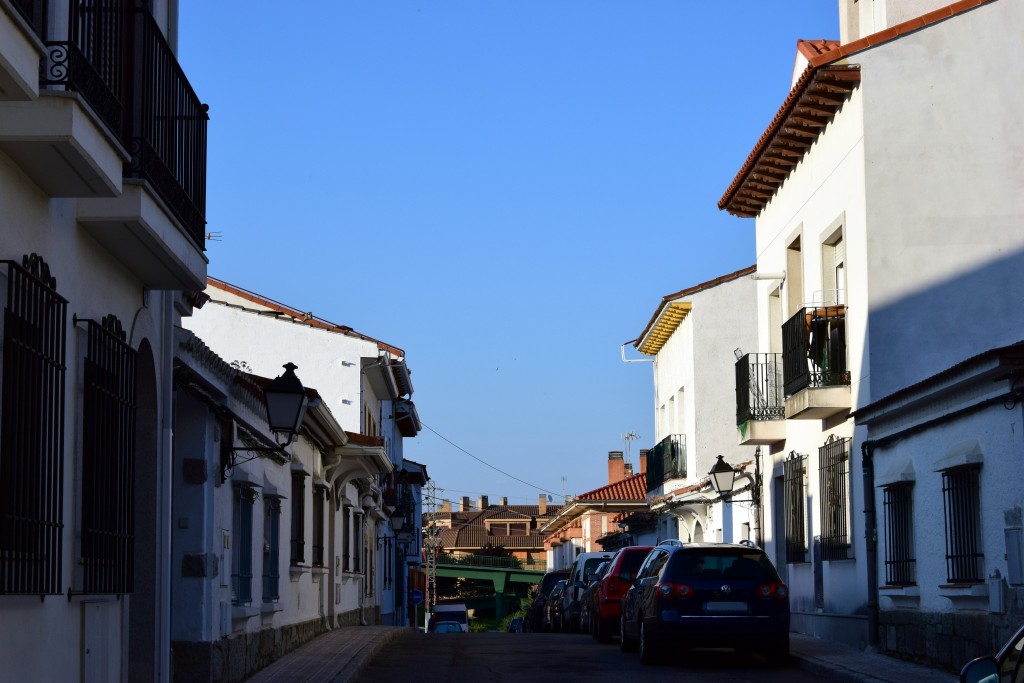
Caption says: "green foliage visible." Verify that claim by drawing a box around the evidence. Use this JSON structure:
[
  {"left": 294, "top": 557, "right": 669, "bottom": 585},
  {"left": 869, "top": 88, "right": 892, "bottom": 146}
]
[{"left": 498, "top": 609, "right": 528, "bottom": 633}]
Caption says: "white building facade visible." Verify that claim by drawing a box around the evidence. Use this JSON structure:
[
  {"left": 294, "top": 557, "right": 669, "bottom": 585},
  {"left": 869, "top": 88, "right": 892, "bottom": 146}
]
[
  {"left": 718, "top": 0, "right": 1024, "bottom": 661},
  {"left": 631, "top": 267, "right": 759, "bottom": 548},
  {"left": 0, "top": 0, "right": 208, "bottom": 680}
]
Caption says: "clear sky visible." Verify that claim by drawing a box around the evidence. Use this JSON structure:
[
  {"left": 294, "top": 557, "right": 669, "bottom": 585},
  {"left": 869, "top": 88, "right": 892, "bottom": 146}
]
[{"left": 177, "top": 1, "right": 838, "bottom": 508}]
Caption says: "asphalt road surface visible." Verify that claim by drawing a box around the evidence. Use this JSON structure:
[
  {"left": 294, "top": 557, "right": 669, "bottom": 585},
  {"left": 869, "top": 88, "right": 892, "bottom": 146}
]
[{"left": 356, "top": 632, "right": 824, "bottom": 683}]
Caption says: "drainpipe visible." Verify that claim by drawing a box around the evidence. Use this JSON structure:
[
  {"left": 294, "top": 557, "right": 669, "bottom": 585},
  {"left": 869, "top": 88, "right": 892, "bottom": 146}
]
[
  {"left": 861, "top": 439, "right": 879, "bottom": 650},
  {"left": 159, "top": 292, "right": 175, "bottom": 682}
]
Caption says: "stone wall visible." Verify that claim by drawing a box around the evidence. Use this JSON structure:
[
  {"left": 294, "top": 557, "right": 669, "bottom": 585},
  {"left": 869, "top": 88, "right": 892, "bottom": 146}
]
[{"left": 878, "top": 587, "right": 1024, "bottom": 672}]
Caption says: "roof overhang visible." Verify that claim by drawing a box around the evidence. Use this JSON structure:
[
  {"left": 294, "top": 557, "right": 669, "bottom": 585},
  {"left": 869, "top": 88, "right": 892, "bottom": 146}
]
[
  {"left": 395, "top": 399, "right": 421, "bottom": 437},
  {"left": 636, "top": 301, "right": 692, "bottom": 356},
  {"left": 363, "top": 356, "right": 400, "bottom": 400}
]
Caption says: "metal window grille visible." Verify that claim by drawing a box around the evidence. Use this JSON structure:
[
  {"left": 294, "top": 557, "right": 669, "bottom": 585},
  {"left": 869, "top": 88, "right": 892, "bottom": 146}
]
[
  {"left": 231, "top": 487, "right": 255, "bottom": 605},
  {"left": 784, "top": 452, "right": 808, "bottom": 564},
  {"left": 0, "top": 256, "right": 68, "bottom": 595},
  {"left": 818, "top": 435, "right": 853, "bottom": 561},
  {"left": 81, "top": 315, "right": 136, "bottom": 594},
  {"left": 735, "top": 353, "right": 784, "bottom": 424},
  {"left": 312, "top": 487, "right": 325, "bottom": 567},
  {"left": 942, "top": 465, "right": 983, "bottom": 584},
  {"left": 342, "top": 507, "right": 351, "bottom": 572},
  {"left": 290, "top": 474, "right": 305, "bottom": 564},
  {"left": 262, "top": 498, "right": 281, "bottom": 602},
  {"left": 883, "top": 483, "right": 916, "bottom": 585},
  {"left": 645, "top": 434, "right": 686, "bottom": 491}
]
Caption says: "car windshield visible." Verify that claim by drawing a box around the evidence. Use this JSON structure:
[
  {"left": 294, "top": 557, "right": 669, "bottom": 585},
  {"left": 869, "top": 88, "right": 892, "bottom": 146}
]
[{"left": 668, "top": 550, "right": 776, "bottom": 581}]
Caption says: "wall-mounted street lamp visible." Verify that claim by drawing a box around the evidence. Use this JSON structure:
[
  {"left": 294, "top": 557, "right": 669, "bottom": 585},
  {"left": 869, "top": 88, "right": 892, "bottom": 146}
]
[
  {"left": 707, "top": 451, "right": 764, "bottom": 546},
  {"left": 224, "top": 363, "right": 309, "bottom": 477}
]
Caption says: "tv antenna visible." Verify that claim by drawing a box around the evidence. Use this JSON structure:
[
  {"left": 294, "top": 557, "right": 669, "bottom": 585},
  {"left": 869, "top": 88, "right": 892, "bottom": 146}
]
[{"left": 623, "top": 431, "right": 640, "bottom": 464}]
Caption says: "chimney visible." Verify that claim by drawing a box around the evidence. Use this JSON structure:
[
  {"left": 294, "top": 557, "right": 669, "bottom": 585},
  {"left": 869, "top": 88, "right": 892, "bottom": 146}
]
[
  {"left": 538, "top": 493, "right": 547, "bottom": 515},
  {"left": 460, "top": 496, "right": 471, "bottom": 512},
  {"left": 624, "top": 462, "right": 634, "bottom": 478},
  {"left": 500, "top": 496, "right": 508, "bottom": 507},
  {"left": 478, "top": 495, "right": 489, "bottom": 510},
  {"left": 639, "top": 449, "right": 649, "bottom": 476},
  {"left": 608, "top": 451, "right": 625, "bottom": 484},
  {"left": 440, "top": 501, "right": 451, "bottom": 513}
]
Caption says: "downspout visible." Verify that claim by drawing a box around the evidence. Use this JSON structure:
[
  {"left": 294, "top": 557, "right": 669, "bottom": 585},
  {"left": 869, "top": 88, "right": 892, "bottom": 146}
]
[
  {"left": 159, "top": 292, "right": 175, "bottom": 682},
  {"left": 359, "top": 510, "right": 369, "bottom": 626},
  {"left": 860, "top": 439, "right": 879, "bottom": 650}
]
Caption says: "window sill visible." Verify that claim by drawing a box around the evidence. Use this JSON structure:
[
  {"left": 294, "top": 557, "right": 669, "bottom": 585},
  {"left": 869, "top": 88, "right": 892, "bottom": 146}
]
[
  {"left": 232, "top": 604, "right": 260, "bottom": 620},
  {"left": 261, "top": 601, "right": 283, "bottom": 615},
  {"left": 879, "top": 585, "right": 920, "bottom": 608},
  {"left": 939, "top": 582, "right": 988, "bottom": 609},
  {"left": 289, "top": 564, "right": 310, "bottom": 581},
  {"left": 312, "top": 566, "right": 327, "bottom": 581}
]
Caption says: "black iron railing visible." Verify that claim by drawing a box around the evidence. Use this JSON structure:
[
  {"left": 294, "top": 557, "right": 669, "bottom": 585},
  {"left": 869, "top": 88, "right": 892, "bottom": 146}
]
[
  {"left": 818, "top": 435, "right": 852, "bottom": 561},
  {"left": 782, "top": 305, "right": 849, "bottom": 396},
  {"left": 942, "top": 465, "right": 983, "bottom": 584},
  {"left": 783, "top": 452, "right": 807, "bottom": 564},
  {"left": 263, "top": 498, "right": 281, "bottom": 602},
  {"left": 312, "top": 488, "right": 325, "bottom": 567},
  {"left": 735, "top": 353, "right": 784, "bottom": 425},
  {"left": 646, "top": 434, "right": 685, "bottom": 492},
  {"left": 232, "top": 487, "right": 255, "bottom": 605},
  {"left": 290, "top": 474, "right": 305, "bottom": 564},
  {"left": 81, "top": 315, "right": 136, "bottom": 594},
  {"left": 39, "top": 1, "right": 207, "bottom": 248},
  {"left": 0, "top": 255, "right": 67, "bottom": 596}
]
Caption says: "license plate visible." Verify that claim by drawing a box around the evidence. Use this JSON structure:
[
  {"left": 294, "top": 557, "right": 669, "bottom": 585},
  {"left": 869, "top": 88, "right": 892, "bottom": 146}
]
[{"left": 704, "top": 601, "right": 748, "bottom": 612}]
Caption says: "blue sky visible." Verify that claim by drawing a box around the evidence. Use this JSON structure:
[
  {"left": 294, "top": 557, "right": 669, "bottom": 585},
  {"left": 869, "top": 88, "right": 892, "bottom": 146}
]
[{"left": 178, "top": 2, "right": 838, "bottom": 507}]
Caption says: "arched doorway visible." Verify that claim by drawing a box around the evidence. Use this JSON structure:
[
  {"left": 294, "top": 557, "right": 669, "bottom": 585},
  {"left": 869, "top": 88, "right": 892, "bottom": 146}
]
[
  {"left": 693, "top": 520, "right": 705, "bottom": 542},
  {"left": 128, "top": 339, "right": 157, "bottom": 681}
]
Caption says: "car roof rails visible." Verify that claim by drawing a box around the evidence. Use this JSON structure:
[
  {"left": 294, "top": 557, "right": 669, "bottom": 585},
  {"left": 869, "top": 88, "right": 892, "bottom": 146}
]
[
  {"left": 738, "top": 539, "right": 759, "bottom": 548},
  {"left": 657, "top": 539, "right": 684, "bottom": 548}
]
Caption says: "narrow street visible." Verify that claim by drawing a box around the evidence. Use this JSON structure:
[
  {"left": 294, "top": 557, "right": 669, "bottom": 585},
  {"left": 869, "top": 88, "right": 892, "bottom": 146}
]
[{"left": 356, "top": 632, "right": 823, "bottom": 683}]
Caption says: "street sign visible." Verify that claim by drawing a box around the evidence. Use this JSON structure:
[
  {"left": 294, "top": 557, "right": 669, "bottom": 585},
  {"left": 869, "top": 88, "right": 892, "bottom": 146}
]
[{"left": 410, "top": 589, "right": 424, "bottom": 605}]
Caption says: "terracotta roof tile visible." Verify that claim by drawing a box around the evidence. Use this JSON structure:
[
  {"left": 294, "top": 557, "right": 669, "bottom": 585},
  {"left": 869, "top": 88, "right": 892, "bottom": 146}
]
[
  {"left": 796, "top": 39, "right": 840, "bottom": 60},
  {"left": 577, "top": 472, "right": 647, "bottom": 502}
]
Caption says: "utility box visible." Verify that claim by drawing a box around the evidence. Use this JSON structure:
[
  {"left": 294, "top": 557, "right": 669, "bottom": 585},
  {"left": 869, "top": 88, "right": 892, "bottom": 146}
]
[{"left": 1005, "top": 527, "right": 1023, "bottom": 585}]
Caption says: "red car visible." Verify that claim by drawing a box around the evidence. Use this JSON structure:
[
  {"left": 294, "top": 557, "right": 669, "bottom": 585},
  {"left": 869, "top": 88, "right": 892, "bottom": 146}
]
[{"left": 592, "top": 545, "right": 653, "bottom": 642}]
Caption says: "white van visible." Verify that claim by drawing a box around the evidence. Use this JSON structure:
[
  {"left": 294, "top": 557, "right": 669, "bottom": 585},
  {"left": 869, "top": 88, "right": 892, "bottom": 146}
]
[
  {"left": 563, "top": 551, "right": 613, "bottom": 632},
  {"left": 430, "top": 602, "right": 469, "bottom": 633}
]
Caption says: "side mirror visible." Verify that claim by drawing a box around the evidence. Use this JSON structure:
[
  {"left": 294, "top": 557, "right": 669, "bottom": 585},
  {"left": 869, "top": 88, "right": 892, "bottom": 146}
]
[{"left": 959, "top": 656, "right": 999, "bottom": 683}]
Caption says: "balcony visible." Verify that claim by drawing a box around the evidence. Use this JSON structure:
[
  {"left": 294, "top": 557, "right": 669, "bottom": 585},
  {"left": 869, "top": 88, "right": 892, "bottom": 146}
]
[
  {"left": 781, "top": 305, "right": 851, "bottom": 419},
  {"left": 735, "top": 353, "right": 786, "bottom": 445},
  {"left": 0, "top": 0, "right": 207, "bottom": 275},
  {"left": 646, "top": 434, "right": 686, "bottom": 493}
]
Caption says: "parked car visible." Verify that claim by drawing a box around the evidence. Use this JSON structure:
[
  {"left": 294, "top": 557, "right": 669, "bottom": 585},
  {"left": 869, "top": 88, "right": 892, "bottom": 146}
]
[
  {"left": 579, "top": 560, "right": 611, "bottom": 634},
  {"left": 544, "top": 579, "right": 567, "bottom": 632},
  {"left": 527, "top": 569, "right": 570, "bottom": 632},
  {"left": 591, "top": 545, "right": 653, "bottom": 642},
  {"left": 959, "top": 622, "right": 1024, "bottom": 682},
  {"left": 507, "top": 617, "right": 524, "bottom": 633},
  {"left": 431, "top": 621, "right": 463, "bottom": 634},
  {"left": 432, "top": 602, "right": 470, "bottom": 633},
  {"left": 620, "top": 541, "right": 790, "bottom": 666},
  {"left": 561, "top": 551, "right": 614, "bottom": 633}
]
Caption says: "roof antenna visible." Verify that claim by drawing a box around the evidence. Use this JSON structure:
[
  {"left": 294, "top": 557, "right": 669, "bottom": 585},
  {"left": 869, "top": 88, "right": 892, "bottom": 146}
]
[{"left": 623, "top": 431, "right": 640, "bottom": 465}]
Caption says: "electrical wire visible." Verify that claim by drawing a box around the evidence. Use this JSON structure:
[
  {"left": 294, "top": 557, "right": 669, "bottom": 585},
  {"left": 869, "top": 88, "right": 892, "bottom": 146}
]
[{"left": 420, "top": 421, "right": 562, "bottom": 498}]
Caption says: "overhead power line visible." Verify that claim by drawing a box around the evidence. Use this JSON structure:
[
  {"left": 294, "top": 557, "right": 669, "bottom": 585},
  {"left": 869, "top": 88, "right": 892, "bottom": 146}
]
[{"left": 419, "top": 421, "right": 562, "bottom": 499}]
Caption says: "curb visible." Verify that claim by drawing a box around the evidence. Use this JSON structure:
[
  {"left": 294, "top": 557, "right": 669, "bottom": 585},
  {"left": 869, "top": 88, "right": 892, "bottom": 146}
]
[{"left": 792, "top": 653, "right": 889, "bottom": 683}]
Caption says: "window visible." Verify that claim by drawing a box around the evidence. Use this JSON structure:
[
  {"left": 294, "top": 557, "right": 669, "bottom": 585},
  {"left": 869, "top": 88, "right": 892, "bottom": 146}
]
[
  {"left": 818, "top": 436, "right": 853, "bottom": 561},
  {"left": 942, "top": 465, "right": 983, "bottom": 584},
  {"left": 883, "top": 483, "right": 915, "bottom": 585},
  {"left": 263, "top": 497, "right": 281, "bottom": 602},
  {"left": 290, "top": 474, "right": 306, "bottom": 564},
  {"left": 784, "top": 452, "right": 808, "bottom": 564},
  {"left": 81, "top": 315, "right": 136, "bottom": 594},
  {"left": 821, "top": 231, "right": 846, "bottom": 306},
  {"left": 312, "top": 486, "right": 326, "bottom": 567},
  {"left": 0, "top": 255, "right": 68, "bottom": 595},
  {"left": 785, "top": 235, "right": 803, "bottom": 317},
  {"left": 232, "top": 486, "right": 256, "bottom": 605},
  {"left": 342, "top": 505, "right": 351, "bottom": 572}
]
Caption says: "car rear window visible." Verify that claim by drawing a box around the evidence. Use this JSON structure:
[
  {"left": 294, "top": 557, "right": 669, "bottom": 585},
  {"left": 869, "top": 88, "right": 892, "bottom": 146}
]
[
  {"left": 668, "top": 550, "right": 776, "bottom": 581},
  {"left": 582, "top": 557, "right": 608, "bottom": 576},
  {"left": 618, "top": 549, "right": 650, "bottom": 576}
]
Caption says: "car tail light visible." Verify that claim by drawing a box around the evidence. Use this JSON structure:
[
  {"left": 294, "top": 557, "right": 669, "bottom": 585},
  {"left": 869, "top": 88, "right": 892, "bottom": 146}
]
[
  {"left": 657, "top": 582, "right": 693, "bottom": 599},
  {"left": 606, "top": 577, "right": 624, "bottom": 599},
  {"left": 757, "top": 582, "right": 788, "bottom": 600}
]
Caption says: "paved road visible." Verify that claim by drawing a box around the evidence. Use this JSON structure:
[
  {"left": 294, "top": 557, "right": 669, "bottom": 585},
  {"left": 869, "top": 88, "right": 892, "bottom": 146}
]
[{"left": 356, "top": 632, "right": 825, "bottom": 682}]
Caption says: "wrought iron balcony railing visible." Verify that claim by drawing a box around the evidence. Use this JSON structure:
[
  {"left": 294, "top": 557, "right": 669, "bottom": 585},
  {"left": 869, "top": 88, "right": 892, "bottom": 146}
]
[
  {"left": 38, "top": 1, "right": 207, "bottom": 247},
  {"left": 646, "top": 434, "right": 686, "bottom": 492},
  {"left": 781, "top": 305, "right": 850, "bottom": 397},
  {"left": 735, "top": 352, "right": 784, "bottom": 425},
  {"left": 11, "top": 0, "right": 46, "bottom": 37}
]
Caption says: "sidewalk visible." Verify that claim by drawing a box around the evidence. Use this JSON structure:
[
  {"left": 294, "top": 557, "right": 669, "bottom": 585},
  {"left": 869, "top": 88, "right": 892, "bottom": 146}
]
[
  {"left": 244, "top": 626, "right": 958, "bottom": 683},
  {"left": 791, "top": 633, "right": 958, "bottom": 682}
]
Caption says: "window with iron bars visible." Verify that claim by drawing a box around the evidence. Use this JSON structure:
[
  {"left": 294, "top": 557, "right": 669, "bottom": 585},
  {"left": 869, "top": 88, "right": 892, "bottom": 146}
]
[
  {"left": 81, "top": 314, "right": 136, "bottom": 594},
  {"left": 784, "top": 452, "right": 808, "bottom": 564},
  {"left": 883, "top": 483, "right": 915, "bottom": 585},
  {"left": 232, "top": 486, "right": 256, "bottom": 605},
  {"left": 263, "top": 497, "right": 281, "bottom": 602},
  {"left": 818, "top": 435, "right": 853, "bottom": 561},
  {"left": 942, "top": 465, "right": 983, "bottom": 584},
  {"left": 0, "top": 255, "right": 68, "bottom": 596},
  {"left": 312, "top": 485, "right": 326, "bottom": 567},
  {"left": 291, "top": 473, "right": 306, "bottom": 564}
]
